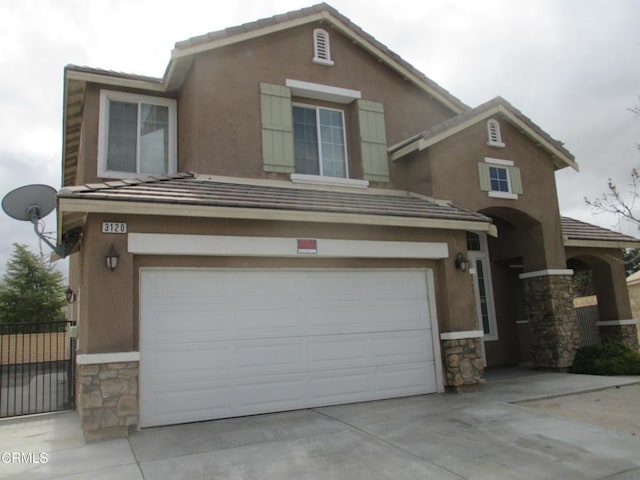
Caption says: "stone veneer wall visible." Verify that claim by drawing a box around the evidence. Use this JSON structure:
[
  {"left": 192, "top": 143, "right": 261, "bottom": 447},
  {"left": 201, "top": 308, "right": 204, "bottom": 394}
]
[
  {"left": 77, "top": 361, "right": 139, "bottom": 442},
  {"left": 521, "top": 274, "right": 581, "bottom": 369},
  {"left": 598, "top": 324, "right": 640, "bottom": 351},
  {"left": 441, "top": 337, "right": 484, "bottom": 392}
]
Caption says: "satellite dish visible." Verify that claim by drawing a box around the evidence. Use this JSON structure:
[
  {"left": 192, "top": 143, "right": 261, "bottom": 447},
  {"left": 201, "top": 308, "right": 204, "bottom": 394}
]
[
  {"left": 1, "top": 184, "right": 80, "bottom": 258},
  {"left": 2, "top": 184, "right": 57, "bottom": 222}
]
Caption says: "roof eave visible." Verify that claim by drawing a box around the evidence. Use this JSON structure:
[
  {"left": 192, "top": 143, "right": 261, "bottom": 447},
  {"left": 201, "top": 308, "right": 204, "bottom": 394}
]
[
  {"left": 564, "top": 238, "right": 640, "bottom": 249},
  {"left": 390, "top": 104, "right": 579, "bottom": 172},
  {"left": 65, "top": 67, "right": 165, "bottom": 92},
  {"left": 58, "top": 196, "right": 492, "bottom": 234},
  {"left": 166, "top": 10, "right": 466, "bottom": 114}
]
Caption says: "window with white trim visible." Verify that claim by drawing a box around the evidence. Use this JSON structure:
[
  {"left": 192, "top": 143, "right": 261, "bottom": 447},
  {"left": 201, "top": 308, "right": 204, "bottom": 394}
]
[
  {"left": 98, "top": 90, "right": 177, "bottom": 178},
  {"left": 313, "top": 28, "right": 334, "bottom": 66},
  {"left": 478, "top": 157, "right": 522, "bottom": 200},
  {"left": 293, "top": 104, "right": 347, "bottom": 178},
  {"left": 489, "top": 165, "right": 510, "bottom": 193},
  {"left": 486, "top": 119, "right": 505, "bottom": 147},
  {"left": 467, "top": 232, "right": 498, "bottom": 340}
]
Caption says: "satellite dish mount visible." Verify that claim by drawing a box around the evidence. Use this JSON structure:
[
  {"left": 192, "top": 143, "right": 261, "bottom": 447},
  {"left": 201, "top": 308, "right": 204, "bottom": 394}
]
[{"left": 2, "top": 184, "right": 80, "bottom": 258}]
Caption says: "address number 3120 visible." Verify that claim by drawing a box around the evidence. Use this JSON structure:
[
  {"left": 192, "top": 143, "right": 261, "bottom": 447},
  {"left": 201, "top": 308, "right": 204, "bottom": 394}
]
[{"left": 102, "top": 222, "right": 127, "bottom": 234}]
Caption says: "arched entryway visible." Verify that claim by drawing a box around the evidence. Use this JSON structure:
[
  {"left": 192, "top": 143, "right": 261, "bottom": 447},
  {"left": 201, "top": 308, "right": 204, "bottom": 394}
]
[
  {"left": 566, "top": 249, "right": 638, "bottom": 349},
  {"left": 473, "top": 207, "right": 580, "bottom": 368}
]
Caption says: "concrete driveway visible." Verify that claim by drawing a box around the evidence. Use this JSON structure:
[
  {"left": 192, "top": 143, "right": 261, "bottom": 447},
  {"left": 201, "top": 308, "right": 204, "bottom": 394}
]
[{"left": 1, "top": 370, "right": 639, "bottom": 479}]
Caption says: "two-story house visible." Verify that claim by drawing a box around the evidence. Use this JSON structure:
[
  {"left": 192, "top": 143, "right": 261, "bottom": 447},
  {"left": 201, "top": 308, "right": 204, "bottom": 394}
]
[{"left": 57, "top": 3, "right": 640, "bottom": 441}]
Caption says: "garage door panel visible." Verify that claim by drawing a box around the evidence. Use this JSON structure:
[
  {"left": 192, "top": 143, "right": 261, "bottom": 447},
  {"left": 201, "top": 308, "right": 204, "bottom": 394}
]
[
  {"left": 150, "top": 309, "right": 232, "bottom": 341},
  {"left": 371, "top": 331, "right": 433, "bottom": 363},
  {"left": 307, "top": 368, "right": 373, "bottom": 403},
  {"left": 233, "top": 306, "right": 305, "bottom": 336},
  {"left": 235, "top": 341, "right": 304, "bottom": 370},
  {"left": 140, "top": 269, "right": 439, "bottom": 427},
  {"left": 374, "top": 363, "right": 436, "bottom": 395},
  {"left": 235, "top": 376, "right": 307, "bottom": 411},
  {"left": 155, "top": 385, "right": 232, "bottom": 423}
]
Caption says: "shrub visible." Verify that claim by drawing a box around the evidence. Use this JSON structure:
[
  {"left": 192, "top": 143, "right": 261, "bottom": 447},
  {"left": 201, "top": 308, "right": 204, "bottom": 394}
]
[{"left": 571, "top": 343, "right": 640, "bottom": 376}]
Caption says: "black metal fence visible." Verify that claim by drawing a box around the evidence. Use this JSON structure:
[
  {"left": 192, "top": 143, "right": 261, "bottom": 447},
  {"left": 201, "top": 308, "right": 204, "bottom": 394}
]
[{"left": 0, "top": 321, "right": 76, "bottom": 417}]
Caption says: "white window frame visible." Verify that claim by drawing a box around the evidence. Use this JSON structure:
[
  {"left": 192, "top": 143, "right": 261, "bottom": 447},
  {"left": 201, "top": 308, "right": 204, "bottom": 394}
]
[
  {"left": 486, "top": 119, "right": 505, "bottom": 147},
  {"left": 98, "top": 90, "right": 177, "bottom": 178},
  {"left": 485, "top": 157, "right": 518, "bottom": 200},
  {"left": 467, "top": 232, "right": 499, "bottom": 341},
  {"left": 292, "top": 102, "right": 349, "bottom": 179},
  {"left": 313, "top": 28, "right": 334, "bottom": 66}
]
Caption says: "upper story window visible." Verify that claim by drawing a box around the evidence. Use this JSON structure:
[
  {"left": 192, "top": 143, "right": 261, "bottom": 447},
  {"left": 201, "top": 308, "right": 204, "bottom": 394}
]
[
  {"left": 489, "top": 165, "right": 510, "bottom": 193},
  {"left": 293, "top": 104, "right": 347, "bottom": 178},
  {"left": 486, "top": 119, "right": 505, "bottom": 148},
  {"left": 313, "top": 28, "right": 334, "bottom": 66},
  {"left": 478, "top": 157, "right": 522, "bottom": 200},
  {"left": 98, "top": 90, "right": 177, "bottom": 178},
  {"left": 260, "top": 81, "right": 388, "bottom": 185}
]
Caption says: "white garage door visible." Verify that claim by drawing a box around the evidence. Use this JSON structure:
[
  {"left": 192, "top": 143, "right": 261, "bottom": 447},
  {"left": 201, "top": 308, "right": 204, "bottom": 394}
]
[{"left": 139, "top": 269, "right": 439, "bottom": 427}]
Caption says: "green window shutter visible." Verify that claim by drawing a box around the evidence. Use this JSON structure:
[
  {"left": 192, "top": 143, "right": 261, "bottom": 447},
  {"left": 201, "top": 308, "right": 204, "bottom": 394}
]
[
  {"left": 358, "top": 100, "right": 389, "bottom": 182},
  {"left": 260, "top": 83, "right": 294, "bottom": 173},
  {"left": 478, "top": 162, "right": 491, "bottom": 191},
  {"left": 509, "top": 166, "right": 523, "bottom": 194}
]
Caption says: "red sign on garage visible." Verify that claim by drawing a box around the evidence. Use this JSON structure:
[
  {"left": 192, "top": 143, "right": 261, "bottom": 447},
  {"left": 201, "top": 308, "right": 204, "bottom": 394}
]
[{"left": 297, "top": 239, "right": 318, "bottom": 254}]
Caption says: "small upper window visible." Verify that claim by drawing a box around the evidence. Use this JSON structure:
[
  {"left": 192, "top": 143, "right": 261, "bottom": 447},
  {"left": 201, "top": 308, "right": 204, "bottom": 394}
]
[
  {"left": 486, "top": 119, "right": 505, "bottom": 147},
  {"left": 466, "top": 232, "right": 482, "bottom": 252},
  {"left": 489, "top": 166, "right": 510, "bottom": 193},
  {"left": 313, "top": 28, "right": 334, "bottom": 66},
  {"left": 478, "top": 157, "right": 522, "bottom": 200},
  {"left": 98, "top": 90, "right": 177, "bottom": 178}
]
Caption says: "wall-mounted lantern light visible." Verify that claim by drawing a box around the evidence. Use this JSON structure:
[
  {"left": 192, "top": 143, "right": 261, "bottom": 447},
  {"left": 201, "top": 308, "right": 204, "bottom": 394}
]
[
  {"left": 105, "top": 244, "right": 120, "bottom": 272},
  {"left": 65, "top": 287, "right": 77, "bottom": 304},
  {"left": 455, "top": 252, "right": 471, "bottom": 273}
]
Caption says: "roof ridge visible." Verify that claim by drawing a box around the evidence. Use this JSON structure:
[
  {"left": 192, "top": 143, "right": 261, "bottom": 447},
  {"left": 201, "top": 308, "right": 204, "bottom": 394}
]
[{"left": 170, "top": 3, "right": 467, "bottom": 112}]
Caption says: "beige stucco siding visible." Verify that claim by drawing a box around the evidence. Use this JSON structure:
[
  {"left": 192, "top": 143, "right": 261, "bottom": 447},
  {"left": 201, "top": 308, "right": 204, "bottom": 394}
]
[
  {"left": 410, "top": 119, "right": 566, "bottom": 271},
  {"left": 75, "top": 22, "right": 456, "bottom": 187},
  {"left": 73, "top": 213, "right": 477, "bottom": 355}
]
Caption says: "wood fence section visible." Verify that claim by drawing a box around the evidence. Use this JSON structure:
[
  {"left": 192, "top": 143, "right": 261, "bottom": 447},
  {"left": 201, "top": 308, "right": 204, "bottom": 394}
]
[{"left": 0, "top": 332, "right": 70, "bottom": 365}]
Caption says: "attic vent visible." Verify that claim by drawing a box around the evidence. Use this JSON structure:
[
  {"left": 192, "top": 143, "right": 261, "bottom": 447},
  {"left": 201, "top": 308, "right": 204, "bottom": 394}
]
[
  {"left": 313, "top": 28, "right": 334, "bottom": 66},
  {"left": 486, "top": 119, "right": 505, "bottom": 147}
]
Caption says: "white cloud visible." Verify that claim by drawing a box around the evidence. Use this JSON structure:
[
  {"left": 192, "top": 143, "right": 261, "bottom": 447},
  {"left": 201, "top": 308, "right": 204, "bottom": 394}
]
[{"left": 1, "top": 0, "right": 640, "bottom": 277}]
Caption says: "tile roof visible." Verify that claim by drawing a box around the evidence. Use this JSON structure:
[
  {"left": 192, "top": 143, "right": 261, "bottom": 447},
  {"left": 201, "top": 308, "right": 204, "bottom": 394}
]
[
  {"left": 170, "top": 3, "right": 467, "bottom": 112},
  {"left": 59, "top": 173, "right": 491, "bottom": 225},
  {"left": 561, "top": 217, "right": 640, "bottom": 245},
  {"left": 65, "top": 64, "right": 163, "bottom": 84},
  {"left": 390, "top": 96, "right": 577, "bottom": 171}
]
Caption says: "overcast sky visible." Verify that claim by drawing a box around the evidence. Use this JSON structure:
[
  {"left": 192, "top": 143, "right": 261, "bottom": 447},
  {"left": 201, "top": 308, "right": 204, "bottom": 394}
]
[{"left": 0, "top": 0, "right": 639, "bottom": 278}]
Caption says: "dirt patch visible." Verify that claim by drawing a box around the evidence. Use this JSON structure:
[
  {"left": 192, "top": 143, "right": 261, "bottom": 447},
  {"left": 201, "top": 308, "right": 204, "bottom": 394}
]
[{"left": 520, "top": 383, "right": 640, "bottom": 436}]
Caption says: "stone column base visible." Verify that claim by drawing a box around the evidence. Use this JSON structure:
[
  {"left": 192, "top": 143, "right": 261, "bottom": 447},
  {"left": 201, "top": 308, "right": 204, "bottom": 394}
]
[
  {"left": 440, "top": 331, "right": 485, "bottom": 392},
  {"left": 520, "top": 271, "right": 581, "bottom": 369},
  {"left": 76, "top": 353, "right": 139, "bottom": 442},
  {"left": 597, "top": 320, "right": 640, "bottom": 351}
]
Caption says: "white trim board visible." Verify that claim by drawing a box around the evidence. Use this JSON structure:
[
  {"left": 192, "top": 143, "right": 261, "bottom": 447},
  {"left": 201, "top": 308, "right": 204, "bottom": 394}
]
[
  {"left": 286, "top": 79, "right": 361, "bottom": 104},
  {"left": 519, "top": 269, "right": 574, "bottom": 279},
  {"left": 77, "top": 352, "right": 140, "bottom": 365},
  {"left": 440, "top": 330, "right": 484, "bottom": 341},
  {"left": 596, "top": 319, "right": 638, "bottom": 327},
  {"left": 129, "top": 233, "right": 449, "bottom": 259}
]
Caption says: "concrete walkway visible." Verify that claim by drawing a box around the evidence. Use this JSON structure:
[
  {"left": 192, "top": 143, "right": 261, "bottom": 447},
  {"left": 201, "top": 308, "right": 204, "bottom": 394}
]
[{"left": 1, "top": 370, "right": 638, "bottom": 479}]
